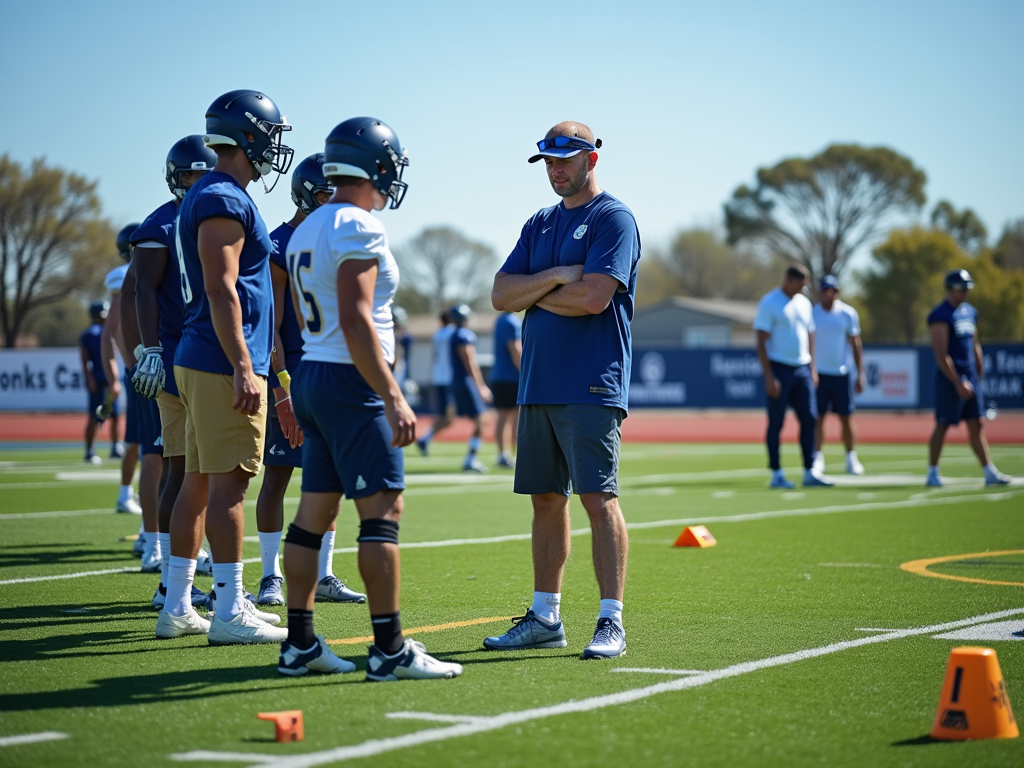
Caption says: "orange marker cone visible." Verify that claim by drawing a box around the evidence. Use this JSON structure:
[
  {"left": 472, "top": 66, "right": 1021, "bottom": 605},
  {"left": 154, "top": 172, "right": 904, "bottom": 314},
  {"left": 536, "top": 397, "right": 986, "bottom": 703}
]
[
  {"left": 673, "top": 525, "right": 716, "bottom": 548},
  {"left": 257, "top": 710, "right": 304, "bottom": 742},
  {"left": 930, "top": 647, "right": 1018, "bottom": 741}
]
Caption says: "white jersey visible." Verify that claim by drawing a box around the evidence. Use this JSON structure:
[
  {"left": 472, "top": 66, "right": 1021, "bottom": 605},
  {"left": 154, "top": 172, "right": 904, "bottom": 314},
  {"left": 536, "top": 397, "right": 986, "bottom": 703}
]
[
  {"left": 753, "top": 287, "right": 815, "bottom": 367},
  {"left": 104, "top": 263, "right": 129, "bottom": 294},
  {"left": 430, "top": 325, "right": 456, "bottom": 385},
  {"left": 813, "top": 299, "right": 861, "bottom": 376},
  {"left": 286, "top": 203, "right": 399, "bottom": 365}
]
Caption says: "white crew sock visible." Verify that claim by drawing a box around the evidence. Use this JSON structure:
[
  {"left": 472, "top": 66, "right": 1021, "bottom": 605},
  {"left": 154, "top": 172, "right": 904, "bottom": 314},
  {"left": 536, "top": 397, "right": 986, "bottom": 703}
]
[
  {"left": 143, "top": 532, "right": 160, "bottom": 562},
  {"left": 813, "top": 451, "right": 824, "bottom": 462},
  {"left": 319, "top": 530, "right": 336, "bottom": 580},
  {"left": 468, "top": 436, "right": 481, "bottom": 455},
  {"left": 118, "top": 485, "right": 133, "bottom": 503},
  {"left": 212, "top": 562, "right": 245, "bottom": 622},
  {"left": 530, "top": 591, "right": 561, "bottom": 624},
  {"left": 158, "top": 533, "right": 171, "bottom": 587},
  {"left": 258, "top": 530, "right": 282, "bottom": 579},
  {"left": 847, "top": 450, "right": 858, "bottom": 460},
  {"left": 165, "top": 556, "right": 196, "bottom": 617},
  {"left": 598, "top": 598, "right": 623, "bottom": 624}
]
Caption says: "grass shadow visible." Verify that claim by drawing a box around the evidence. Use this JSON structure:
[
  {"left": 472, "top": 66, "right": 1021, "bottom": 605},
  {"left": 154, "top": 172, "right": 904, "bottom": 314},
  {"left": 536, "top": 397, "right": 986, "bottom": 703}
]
[{"left": 891, "top": 735, "right": 940, "bottom": 746}]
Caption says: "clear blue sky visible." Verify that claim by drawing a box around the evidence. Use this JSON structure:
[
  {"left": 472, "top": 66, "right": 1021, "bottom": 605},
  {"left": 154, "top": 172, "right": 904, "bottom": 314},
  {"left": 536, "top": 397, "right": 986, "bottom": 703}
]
[{"left": 2, "top": 0, "right": 1022, "bottom": 268}]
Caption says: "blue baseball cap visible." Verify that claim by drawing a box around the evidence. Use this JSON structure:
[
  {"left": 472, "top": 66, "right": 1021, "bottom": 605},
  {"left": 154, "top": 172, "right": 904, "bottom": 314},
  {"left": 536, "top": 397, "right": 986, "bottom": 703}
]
[{"left": 820, "top": 275, "right": 840, "bottom": 291}]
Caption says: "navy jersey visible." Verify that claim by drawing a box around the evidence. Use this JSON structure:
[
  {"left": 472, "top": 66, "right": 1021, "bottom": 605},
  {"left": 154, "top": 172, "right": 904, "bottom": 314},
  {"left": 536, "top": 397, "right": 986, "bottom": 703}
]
[
  {"left": 268, "top": 222, "right": 303, "bottom": 388},
  {"left": 491, "top": 312, "right": 522, "bottom": 383},
  {"left": 79, "top": 323, "right": 107, "bottom": 385},
  {"left": 450, "top": 327, "right": 476, "bottom": 382},
  {"left": 173, "top": 171, "right": 274, "bottom": 376},
  {"left": 499, "top": 192, "right": 640, "bottom": 411},
  {"left": 928, "top": 300, "right": 978, "bottom": 376}
]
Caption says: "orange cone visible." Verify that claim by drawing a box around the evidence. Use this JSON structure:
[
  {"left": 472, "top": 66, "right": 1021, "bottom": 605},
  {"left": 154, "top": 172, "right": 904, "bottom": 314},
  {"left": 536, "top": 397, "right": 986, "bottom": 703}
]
[
  {"left": 257, "top": 710, "right": 304, "bottom": 742},
  {"left": 673, "top": 525, "right": 716, "bottom": 548},
  {"left": 930, "top": 647, "right": 1018, "bottom": 740}
]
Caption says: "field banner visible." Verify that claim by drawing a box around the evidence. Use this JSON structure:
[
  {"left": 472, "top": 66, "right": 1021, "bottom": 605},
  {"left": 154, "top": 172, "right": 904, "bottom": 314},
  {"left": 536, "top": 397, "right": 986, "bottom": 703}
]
[
  {"left": 854, "top": 349, "right": 918, "bottom": 407},
  {"left": 1, "top": 347, "right": 97, "bottom": 411}
]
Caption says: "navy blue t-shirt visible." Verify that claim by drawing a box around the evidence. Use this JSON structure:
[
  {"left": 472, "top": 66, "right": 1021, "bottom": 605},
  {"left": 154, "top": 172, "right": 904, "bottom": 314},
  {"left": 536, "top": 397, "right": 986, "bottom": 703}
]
[
  {"left": 79, "top": 323, "right": 107, "bottom": 385},
  {"left": 491, "top": 312, "right": 521, "bottom": 383},
  {"left": 268, "top": 222, "right": 303, "bottom": 389},
  {"left": 450, "top": 327, "right": 476, "bottom": 384},
  {"left": 174, "top": 171, "right": 274, "bottom": 376},
  {"left": 927, "top": 300, "right": 978, "bottom": 377},
  {"left": 499, "top": 192, "right": 640, "bottom": 411}
]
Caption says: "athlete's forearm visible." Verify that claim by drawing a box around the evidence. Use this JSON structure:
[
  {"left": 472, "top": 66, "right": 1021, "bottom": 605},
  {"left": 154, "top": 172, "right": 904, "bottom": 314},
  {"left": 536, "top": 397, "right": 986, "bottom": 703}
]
[
  {"left": 100, "top": 301, "right": 121, "bottom": 382},
  {"left": 851, "top": 336, "right": 864, "bottom": 376},
  {"left": 207, "top": 288, "right": 253, "bottom": 373},
  {"left": 492, "top": 268, "right": 575, "bottom": 312},
  {"left": 134, "top": 247, "right": 168, "bottom": 349},
  {"left": 535, "top": 281, "right": 593, "bottom": 317},
  {"left": 974, "top": 338, "right": 984, "bottom": 379},
  {"left": 119, "top": 268, "right": 143, "bottom": 360},
  {"left": 341, "top": 310, "right": 402, "bottom": 404},
  {"left": 756, "top": 332, "right": 773, "bottom": 381}
]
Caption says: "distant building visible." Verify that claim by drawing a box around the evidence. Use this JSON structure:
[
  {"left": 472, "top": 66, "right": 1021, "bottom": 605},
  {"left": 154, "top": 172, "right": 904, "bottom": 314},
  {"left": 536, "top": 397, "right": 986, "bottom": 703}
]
[{"left": 632, "top": 297, "right": 757, "bottom": 348}]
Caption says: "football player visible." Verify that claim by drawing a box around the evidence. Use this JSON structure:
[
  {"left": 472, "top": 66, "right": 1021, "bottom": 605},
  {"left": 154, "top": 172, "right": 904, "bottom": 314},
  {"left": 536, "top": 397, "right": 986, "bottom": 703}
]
[
  {"left": 132, "top": 135, "right": 217, "bottom": 609},
  {"left": 156, "top": 90, "right": 292, "bottom": 645},
  {"left": 79, "top": 300, "right": 117, "bottom": 465},
  {"left": 254, "top": 153, "right": 365, "bottom": 607},
  {"left": 278, "top": 117, "right": 461, "bottom": 681},
  {"left": 447, "top": 303, "right": 492, "bottom": 472}
]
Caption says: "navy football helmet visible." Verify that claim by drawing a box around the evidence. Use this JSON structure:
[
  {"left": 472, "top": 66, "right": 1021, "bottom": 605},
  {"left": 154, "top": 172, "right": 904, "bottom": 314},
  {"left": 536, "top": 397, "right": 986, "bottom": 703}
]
[
  {"left": 89, "top": 300, "right": 110, "bottom": 320},
  {"left": 291, "top": 153, "right": 332, "bottom": 215},
  {"left": 945, "top": 269, "right": 974, "bottom": 290},
  {"left": 116, "top": 223, "right": 142, "bottom": 261},
  {"left": 204, "top": 90, "right": 293, "bottom": 191},
  {"left": 166, "top": 135, "right": 217, "bottom": 200},
  {"left": 323, "top": 117, "right": 409, "bottom": 209},
  {"left": 449, "top": 303, "right": 471, "bottom": 325}
]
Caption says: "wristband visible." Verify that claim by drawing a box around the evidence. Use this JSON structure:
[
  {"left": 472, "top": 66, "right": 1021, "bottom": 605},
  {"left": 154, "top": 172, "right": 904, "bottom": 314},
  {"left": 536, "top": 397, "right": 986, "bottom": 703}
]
[
  {"left": 277, "top": 369, "right": 291, "bottom": 391},
  {"left": 276, "top": 395, "right": 292, "bottom": 406}
]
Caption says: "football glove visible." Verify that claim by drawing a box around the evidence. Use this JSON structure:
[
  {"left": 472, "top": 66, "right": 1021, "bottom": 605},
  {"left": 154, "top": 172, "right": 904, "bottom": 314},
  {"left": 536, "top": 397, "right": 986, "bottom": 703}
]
[{"left": 132, "top": 345, "right": 166, "bottom": 399}]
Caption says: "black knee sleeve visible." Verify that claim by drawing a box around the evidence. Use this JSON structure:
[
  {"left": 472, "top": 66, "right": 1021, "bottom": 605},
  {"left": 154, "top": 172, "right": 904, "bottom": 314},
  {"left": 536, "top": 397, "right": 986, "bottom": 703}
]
[
  {"left": 357, "top": 518, "right": 399, "bottom": 545},
  {"left": 284, "top": 523, "right": 323, "bottom": 550}
]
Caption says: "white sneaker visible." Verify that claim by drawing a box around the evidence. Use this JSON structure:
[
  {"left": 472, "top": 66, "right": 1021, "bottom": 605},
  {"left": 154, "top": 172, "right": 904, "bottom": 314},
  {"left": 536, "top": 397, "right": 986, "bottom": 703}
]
[
  {"left": 195, "top": 549, "right": 212, "bottom": 576},
  {"left": 278, "top": 635, "right": 356, "bottom": 676},
  {"left": 366, "top": 639, "right": 463, "bottom": 682},
  {"left": 116, "top": 496, "right": 142, "bottom": 515},
  {"left": 141, "top": 549, "right": 161, "bottom": 573},
  {"left": 156, "top": 607, "right": 210, "bottom": 639},
  {"left": 803, "top": 469, "right": 834, "bottom": 487},
  {"left": 846, "top": 455, "right": 865, "bottom": 475},
  {"left": 811, "top": 452, "right": 825, "bottom": 474},
  {"left": 208, "top": 601, "right": 288, "bottom": 645},
  {"left": 463, "top": 457, "right": 488, "bottom": 473}
]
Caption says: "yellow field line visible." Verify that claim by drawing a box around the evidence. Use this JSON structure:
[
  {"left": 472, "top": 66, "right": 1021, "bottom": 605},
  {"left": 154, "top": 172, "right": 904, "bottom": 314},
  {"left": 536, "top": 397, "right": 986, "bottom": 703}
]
[
  {"left": 326, "top": 615, "right": 514, "bottom": 645},
  {"left": 900, "top": 549, "right": 1024, "bottom": 587}
]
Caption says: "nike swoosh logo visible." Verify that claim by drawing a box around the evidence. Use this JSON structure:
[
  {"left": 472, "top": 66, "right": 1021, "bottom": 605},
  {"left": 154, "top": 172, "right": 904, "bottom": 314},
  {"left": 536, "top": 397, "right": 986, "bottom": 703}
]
[{"left": 542, "top": 227, "right": 552, "bottom": 233}]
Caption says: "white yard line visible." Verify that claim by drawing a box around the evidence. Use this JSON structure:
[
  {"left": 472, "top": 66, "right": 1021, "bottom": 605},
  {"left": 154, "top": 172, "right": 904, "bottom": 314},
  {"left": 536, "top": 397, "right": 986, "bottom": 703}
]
[
  {"left": 4, "top": 488, "right": 1022, "bottom": 586},
  {"left": 0, "top": 731, "right": 68, "bottom": 747},
  {"left": 386, "top": 713, "right": 486, "bottom": 724},
  {"left": 610, "top": 668, "right": 704, "bottom": 675},
  {"left": 0, "top": 508, "right": 116, "bottom": 520},
  {"left": 170, "top": 607, "right": 1024, "bottom": 767}
]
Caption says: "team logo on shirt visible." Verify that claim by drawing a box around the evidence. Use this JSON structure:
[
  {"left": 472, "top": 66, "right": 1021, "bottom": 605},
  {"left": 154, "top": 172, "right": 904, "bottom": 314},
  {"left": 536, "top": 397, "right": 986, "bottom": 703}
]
[{"left": 573, "top": 225, "right": 587, "bottom": 240}]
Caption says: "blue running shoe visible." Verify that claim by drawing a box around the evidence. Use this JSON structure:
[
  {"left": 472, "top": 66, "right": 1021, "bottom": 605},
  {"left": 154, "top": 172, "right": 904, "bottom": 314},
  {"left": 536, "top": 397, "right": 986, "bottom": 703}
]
[
  {"left": 415, "top": 438, "right": 429, "bottom": 457},
  {"left": 769, "top": 472, "right": 795, "bottom": 490},
  {"left": 278, "top": 635, "right": 355, "bottom": 676},
  {"left": 483, "top": 610, "right": 567, "bottom": 650},
  {"left": 256, "top": 575, "right": 285, "bottom": 606},
  {"left": 803, "top": 469, "right": 835, "bottom": 487},
  {"left": 366, "top": 639, "right": 462, "bottom": 681},
  {"left": 582, "top": 617, "right": 626, "bottom": 660},
  {"left": 315, "top": 575, "right": 366, "bottom": 604}
]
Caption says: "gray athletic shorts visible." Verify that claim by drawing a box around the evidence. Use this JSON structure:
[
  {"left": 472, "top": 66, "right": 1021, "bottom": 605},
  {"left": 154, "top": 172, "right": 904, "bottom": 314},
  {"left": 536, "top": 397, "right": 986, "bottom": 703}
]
[{"left": 514, "top": 404, "right": 624, "bottom": 496}]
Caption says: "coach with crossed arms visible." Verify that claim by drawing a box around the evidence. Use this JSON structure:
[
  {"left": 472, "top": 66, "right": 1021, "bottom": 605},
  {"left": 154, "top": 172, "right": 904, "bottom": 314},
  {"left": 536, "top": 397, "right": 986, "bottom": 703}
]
[{"left": 486, "top": 121, "right": 640, "bottom": 660}]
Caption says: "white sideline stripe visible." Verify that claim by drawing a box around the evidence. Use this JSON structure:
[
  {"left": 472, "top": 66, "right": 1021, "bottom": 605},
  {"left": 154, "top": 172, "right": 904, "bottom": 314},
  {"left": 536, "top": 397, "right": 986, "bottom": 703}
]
[
  {"left": 4, "top": 489, "right": 1023, "bottom": 586},
  {"left": 611, "top": 668, "right": 704, "bottom": 675},
  {"left": 0, "top": 508, "right": 113, "bottom": 520},
  {"left": 0, "top": 731, "right": 69, "bottom": 747},
  {"left": 386, "top": 712, "right": 486, "bottom": 724},
  {"left": 170, "top": 607, "right": 1024, "bottom": 767}
]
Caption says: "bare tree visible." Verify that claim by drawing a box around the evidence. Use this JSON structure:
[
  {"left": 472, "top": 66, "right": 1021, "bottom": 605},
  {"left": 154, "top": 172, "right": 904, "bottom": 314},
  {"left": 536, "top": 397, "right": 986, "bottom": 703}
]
[
  {"left": 724, "top": 144, "right": 926, "bottom": 282},
  {"left": 394, "top": 226, "right": 498, "bottom": 312},
  {"left": 0, "top": 155, "right": 116, "bottom": 346}
]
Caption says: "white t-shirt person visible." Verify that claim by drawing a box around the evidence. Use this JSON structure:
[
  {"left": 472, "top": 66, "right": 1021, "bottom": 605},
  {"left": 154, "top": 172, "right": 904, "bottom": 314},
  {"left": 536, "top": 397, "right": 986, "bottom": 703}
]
[
  {"left": 813, "top": 300, "right": 861, "bottom": 376},
  {"left": 753, "top": 287, "right": 815, "bottom": 367}
]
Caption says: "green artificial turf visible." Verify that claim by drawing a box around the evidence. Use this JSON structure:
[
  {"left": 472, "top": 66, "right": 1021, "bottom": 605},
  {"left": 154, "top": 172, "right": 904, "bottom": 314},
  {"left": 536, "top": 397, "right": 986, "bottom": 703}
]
[{"left": 0, "top": 441, "right": 1021, "bottom": 767}]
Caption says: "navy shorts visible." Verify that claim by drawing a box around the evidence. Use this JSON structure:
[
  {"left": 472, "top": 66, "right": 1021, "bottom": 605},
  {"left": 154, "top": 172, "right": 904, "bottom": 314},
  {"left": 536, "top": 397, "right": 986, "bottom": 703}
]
[
  {"left": 87, "top": 383, "right": 120, "bottom": 421},
  {"left": 293, "top": 361, "right": 404, "bottom": 499},
  {"left": 514, "top": 404, "right": 623, "bottom": 496},
  {"left": 123, "top": 369, "right": 142, "bottom": 444},
  {"left": 935, "top": 373, "right": 983, "bottom": 426},
  {"left": 264, "top": 390, "right": 302, "bottom": 468},
  {"left": 817, "top": 373, "right": 854, "bottom": 416},
  {"left": 137, "top": 394, "right": 164, "bottom": 456},
  {"left": 491, "top": 381, "right": 519, "bottom": 410},
  {"left": 428, "top": 384, "right": 451, "bottom": 415},
  {"left": 452, "top": 377, "right": 485, "bottom": 418}
]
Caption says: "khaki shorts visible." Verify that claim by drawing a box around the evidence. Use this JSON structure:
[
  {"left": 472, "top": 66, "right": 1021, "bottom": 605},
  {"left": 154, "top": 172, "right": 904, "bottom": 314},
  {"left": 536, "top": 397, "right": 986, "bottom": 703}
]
[
  {"left": 156, "top": 390, "right": 187, "bottom": 458},
  {"left": 174, "top": 365, "right": 268, "bottom": 475}
]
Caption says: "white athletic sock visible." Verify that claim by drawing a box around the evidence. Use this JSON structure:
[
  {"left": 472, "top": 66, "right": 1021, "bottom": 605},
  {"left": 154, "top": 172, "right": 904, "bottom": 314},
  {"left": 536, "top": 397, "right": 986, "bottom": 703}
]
[
  {"left": 158, "top": 533, "right": 171, "bottom": 587},
  {"left": 468, "top": 436, "right": 481, "bottom": 454},
  {"left": 118, "top": 485, "right": 133, "bottom": 503},
  {"left": 847, "top": 450, "right": 858, "bottom": 459},
  {"left": 258, "top": 530, "right": 282, "bottom": 579},
  {"left": 143, "top": 532, "right": 160, "bottom": 562},
  {"left": 531, "top": 591, "right": 561, "bottom": 624},
  {"left": 813, "top": 451, "right": 824, "bottom": 462},
  {"left": 598, "top": 598, "right": 623, "bottom": 624},
  {"left": 319, "top": 530, "right": 336, "bottom": 581},
  {"left": 165, "top": 556, "right": 196, "bottom": 617},
  {"left": 212, "top": 562, "right": 245, "bottom": 622}
]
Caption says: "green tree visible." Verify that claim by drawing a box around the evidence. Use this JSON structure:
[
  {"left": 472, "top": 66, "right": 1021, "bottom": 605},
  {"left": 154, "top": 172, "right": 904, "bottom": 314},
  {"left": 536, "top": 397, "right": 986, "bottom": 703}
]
[
  {"left": 859, "top": 227, "right": 960, "bottom": 344},
  {"left": 931, "top": 200, "right": 987, "bottom": 255},
  {"left": 0, "top": 155, "right": 116, "bottom": 347},
  {"left": 724, "top": 144, "right": 926, "bottom": 283},
  {"left": 394, "top": 226, "right": 498, "bottom": 312},
  {"left": 21, "top": 295, "right": 90, "bottom": 346},
  {"left": 992, "top": 219, "right": 1024, "bottom": 271},
  {"left": 954, "top": 251, "right": 1024, "bottom": 341}
]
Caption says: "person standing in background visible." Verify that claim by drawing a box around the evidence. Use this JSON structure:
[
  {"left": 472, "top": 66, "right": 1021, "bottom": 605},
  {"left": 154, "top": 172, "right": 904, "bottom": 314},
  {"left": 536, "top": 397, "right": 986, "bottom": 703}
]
[{"left": 490, "top": 310, "right": 522, "bottom": 468}]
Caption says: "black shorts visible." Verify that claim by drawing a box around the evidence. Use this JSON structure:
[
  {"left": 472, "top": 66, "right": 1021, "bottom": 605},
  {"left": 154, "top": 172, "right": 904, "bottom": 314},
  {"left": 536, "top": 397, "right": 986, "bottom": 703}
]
[{"left": 491, "top": 381, "right": 519, "bottom": 410}]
